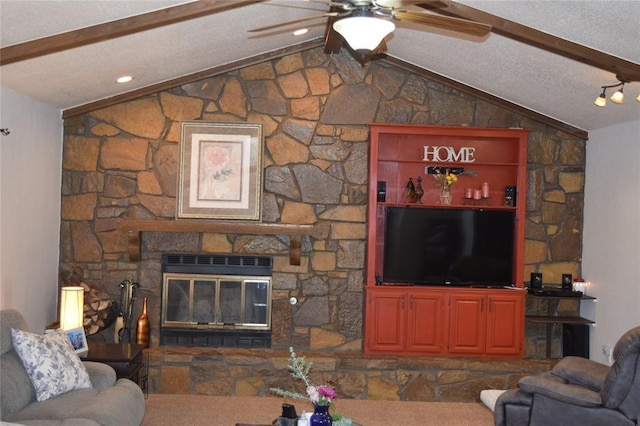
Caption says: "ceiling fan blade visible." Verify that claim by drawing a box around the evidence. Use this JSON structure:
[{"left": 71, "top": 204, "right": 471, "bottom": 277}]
[
  {"left": 300, "top": 0, "right": 348, "bottom": 7},
  {"left": 376, "top": 0, "right": 448, "bottom": 8},
  {"left": 248, "top": 12, "right": 338, "bottom": 32},
  {"left": 393, "top": 11, "right": 491, "bottom": 37}
]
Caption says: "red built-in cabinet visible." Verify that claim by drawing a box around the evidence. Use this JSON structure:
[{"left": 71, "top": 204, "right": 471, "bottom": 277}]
[{"left": 365, "top": 124, "right": 528, "bottom": 357}]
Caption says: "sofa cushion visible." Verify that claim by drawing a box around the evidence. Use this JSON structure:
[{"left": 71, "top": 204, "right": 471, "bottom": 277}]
[
  {"left": 9, "top": 380, "right": 145, "bottom": 426},
  {"left": 551, "top": 356, "right": 609, "bottom": 391},
  {"left": 11, "top": 328, "right": 92, "bottom": 402}
]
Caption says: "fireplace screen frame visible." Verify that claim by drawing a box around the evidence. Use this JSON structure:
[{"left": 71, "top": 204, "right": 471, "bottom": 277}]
[{"left": 161, "top": 273, "right": 272, "bottom": 331}]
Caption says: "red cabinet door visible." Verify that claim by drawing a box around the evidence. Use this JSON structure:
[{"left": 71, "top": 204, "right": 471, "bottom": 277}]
[
  {"left": 365, "top": 290, "right": 406, "bottom": 353},
  {"left": 485, "top": 292, "right": 524, "bottom": 356},
  {"left": 406, "top": 290, "right": 447, "bottom": 354},
  {"left": 448, "top": 293, "right": 485, "bottom": 355}
]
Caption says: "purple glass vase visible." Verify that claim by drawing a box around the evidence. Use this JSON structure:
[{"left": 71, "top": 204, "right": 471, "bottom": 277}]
[{"left": 310, "top": 404, "right": 332, "bottom": 426}]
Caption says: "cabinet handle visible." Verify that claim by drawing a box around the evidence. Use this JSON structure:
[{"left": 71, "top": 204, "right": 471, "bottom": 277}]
[
  {"left": 481, "top": 298, "right": 484, "bottom": 312},
  {"left": 489, "top": 297, "right": 493, "bottom": 313},
  {"left": 402, "top": 296, "right": 405, "bottom": 310},
  {"left": 410, "top": 295, "right": 414, "bottom": 308}
]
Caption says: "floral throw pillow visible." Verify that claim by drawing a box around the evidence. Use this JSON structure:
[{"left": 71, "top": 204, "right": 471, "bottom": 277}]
[{"left": 11, "top": 328, "right": 92, "bottom": 401}]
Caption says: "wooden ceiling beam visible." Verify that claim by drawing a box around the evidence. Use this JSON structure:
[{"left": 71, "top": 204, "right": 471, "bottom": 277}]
[
  {"left": 419, "top": 1, "right": 640, "bottom": 81},
  {"left": 0, "top": 0, "right": 266, "bottom": 66}
]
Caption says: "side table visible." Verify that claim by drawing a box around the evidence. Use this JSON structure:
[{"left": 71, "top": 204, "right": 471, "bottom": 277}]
[{"left": 84, "top": 343, "right": 147, "bottom": 394}]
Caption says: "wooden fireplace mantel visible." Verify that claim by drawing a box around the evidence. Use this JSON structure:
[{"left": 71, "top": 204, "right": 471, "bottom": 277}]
[{"left": 120, "top": 219, "right": 316, "bottom": 265}]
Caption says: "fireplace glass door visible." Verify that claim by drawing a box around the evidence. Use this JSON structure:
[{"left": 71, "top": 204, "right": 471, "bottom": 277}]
[{"left": 162, "top": 273, "right": 271, "bottom": 330}]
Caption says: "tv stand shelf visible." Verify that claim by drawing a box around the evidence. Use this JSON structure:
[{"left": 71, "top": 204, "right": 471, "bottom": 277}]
[
  {"left": 364, "top": 124, "right": 529, "bottom": 358},
  {"left": 526, "top": 315, "right": 594, "bottom": 325},
  {"left": 526, "top": 293, "right": 596, "bottom": 358},
  {"left": 377, "top": 202, "right": 517, "bottom": 211}
]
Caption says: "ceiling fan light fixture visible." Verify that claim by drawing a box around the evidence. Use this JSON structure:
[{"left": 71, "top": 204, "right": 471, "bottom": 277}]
[{"left": 333, "top": 16, "right": 395, "bottom": 53}]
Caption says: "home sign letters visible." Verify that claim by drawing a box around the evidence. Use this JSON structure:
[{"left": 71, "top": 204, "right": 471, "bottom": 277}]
[{"left": 422, "top": 146, "right": 476, "bottom": 163}]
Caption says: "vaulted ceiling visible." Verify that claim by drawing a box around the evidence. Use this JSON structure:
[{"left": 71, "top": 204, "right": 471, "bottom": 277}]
[{"left": 1, "top": 0, "right": 639, "bottom": 136}]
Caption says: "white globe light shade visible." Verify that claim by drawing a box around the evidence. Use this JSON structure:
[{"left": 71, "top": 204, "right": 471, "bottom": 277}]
[{"left": 333, "top": 17, "right": 395, "bottom": 52}]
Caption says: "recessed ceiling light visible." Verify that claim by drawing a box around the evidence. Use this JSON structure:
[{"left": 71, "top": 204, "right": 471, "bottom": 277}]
[
  {"left": 293, "top": 28, "right": 308, "bottom": 36},
  {"left": 116, "top": 75, "right": 133, "bottom": 84}
]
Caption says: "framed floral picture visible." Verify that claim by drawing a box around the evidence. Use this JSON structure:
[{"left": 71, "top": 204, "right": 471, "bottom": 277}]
[{"left": 178, "top": 122, "right": 264, "bottom": 220}]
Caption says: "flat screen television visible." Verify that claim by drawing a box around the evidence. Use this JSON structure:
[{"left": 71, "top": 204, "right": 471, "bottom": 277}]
[{"left": 382, "top": 207, "right": 515, "bottom": 287}]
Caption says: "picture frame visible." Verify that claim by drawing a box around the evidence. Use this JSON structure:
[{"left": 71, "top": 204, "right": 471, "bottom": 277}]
[
  {"left": 65, "top": 327, "right": 88, "bottom": 356},
  {"left": 178, "top": 122, "right": 264, "bottom": 220}
]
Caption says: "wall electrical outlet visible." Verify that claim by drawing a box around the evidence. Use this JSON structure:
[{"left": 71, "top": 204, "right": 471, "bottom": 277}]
[{"left": 601, "top": 345, "right": 613, "bottom": 363}]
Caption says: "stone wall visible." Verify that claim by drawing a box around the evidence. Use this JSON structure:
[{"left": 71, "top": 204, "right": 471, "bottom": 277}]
[
  {"left": 145, "top": 346, "right": 555, "bottom": 400},
  {"left": 60, "top": 47, "right": 585, "bottom": 358}
]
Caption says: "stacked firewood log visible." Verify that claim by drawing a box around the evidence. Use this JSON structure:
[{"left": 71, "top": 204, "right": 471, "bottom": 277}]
[{"left": 79, "top": 282, "right": 115, "bottom": 336}]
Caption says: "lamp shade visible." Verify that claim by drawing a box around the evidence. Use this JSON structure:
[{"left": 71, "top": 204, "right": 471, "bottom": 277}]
[
  {"left": 594, "top": 88, "right": 607, "bottom": 108},
  {"left": 610, "top": 88, "right": 624, "bottom": 104},
  {"left": 60, "top": 286, "right": 84, "bottom": 330},
  {"left": 333, "top": 16, "right": 395, "bottom": 52}
]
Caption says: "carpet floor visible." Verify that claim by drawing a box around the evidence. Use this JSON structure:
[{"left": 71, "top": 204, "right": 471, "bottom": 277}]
[{"left": 142, "top": 395, "right": 495, "bottom": 426}]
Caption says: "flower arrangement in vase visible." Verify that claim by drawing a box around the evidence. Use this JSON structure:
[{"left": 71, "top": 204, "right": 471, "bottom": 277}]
[
  {"left": 433, "top": 168, "right": 476, "bottom": 205},
  {"left": 271, "top": 347, "right": 353, "bottom": 426}
]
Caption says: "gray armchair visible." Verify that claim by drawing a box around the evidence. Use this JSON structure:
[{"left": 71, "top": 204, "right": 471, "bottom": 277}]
[{"left": 495, "top": 326, "right": 640, "bottom": 426}]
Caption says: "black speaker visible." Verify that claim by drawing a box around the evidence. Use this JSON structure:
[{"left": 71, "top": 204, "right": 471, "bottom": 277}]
[
  {"left": 505, "top": 186, "right": 516, "bottom": 207},
  {"left": 563, "top": 323, "right": 590, "bottom": 358},
  {"left": 377, "top": 181, "right": 386, "bottom": 202},
  {"left": 562, "top": 274, "right": 573, "bottom": 291},
  {"left": 530, "top": 272, "right": 543, "bottom": 289}
]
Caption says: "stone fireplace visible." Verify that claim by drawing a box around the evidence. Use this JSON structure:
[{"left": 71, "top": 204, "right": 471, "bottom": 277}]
[{"left": 160, "top": 253, "right": 273, "bottom": 348}]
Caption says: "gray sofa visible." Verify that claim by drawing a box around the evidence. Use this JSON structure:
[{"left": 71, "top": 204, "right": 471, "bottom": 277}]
[
  {"left": 0, "top": 309, "right": 145, "bottom": 425},
  {"left": 494, "top": 325, "right": 640, "bottom": 426}
]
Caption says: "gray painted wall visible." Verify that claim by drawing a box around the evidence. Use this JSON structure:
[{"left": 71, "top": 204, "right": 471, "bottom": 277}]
[
  {"left": 583, "top": 118, "right": 640, "bottom": 364},
  {"left": 0, "top": 86, "right": 63, "bottom": 331}
]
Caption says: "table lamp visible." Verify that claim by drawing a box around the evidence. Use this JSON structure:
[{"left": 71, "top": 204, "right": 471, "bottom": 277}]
[
  {"left": 60, "top": 286, "right": 88, "bottom": 356},
  {"left": 60, "top": 286, "right": 84, "bottom": 330}
]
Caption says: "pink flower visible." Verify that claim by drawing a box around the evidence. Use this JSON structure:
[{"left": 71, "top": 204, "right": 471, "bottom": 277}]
[
  {"left": 307, "top": 384, "right": 337, "bottom": 406},
  {"left": 306, "top": 385, "right": 320, "bottom": 403},
  {"left": 318, "top": 385, "right": 337, "bottom": 400},
  {"left": 205, "top": 146, "right": 230, "bottom": 168}
]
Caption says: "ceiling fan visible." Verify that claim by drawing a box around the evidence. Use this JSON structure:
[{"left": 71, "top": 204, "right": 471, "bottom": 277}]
[{"left": 249, "top": 0, "right": 492, "bottom": 58}]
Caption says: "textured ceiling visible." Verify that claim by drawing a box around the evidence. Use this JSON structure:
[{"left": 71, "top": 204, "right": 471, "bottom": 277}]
[{"left": 1, "top": 0, "right": 639, "bottom": 133}]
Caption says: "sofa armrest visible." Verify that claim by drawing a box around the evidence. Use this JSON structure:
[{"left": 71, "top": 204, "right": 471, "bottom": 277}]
[
  {"left": 83, "top": 361, "right": 116, "bottom": 389},
  {"left": 518, "top": 375, "right": 603, "bottom": 408},
  {"left": 551, "top": 356, "right": 609, "bottom": 391},
  {"left": 494, "top": 388, "right": 533, "bottom": 426}
]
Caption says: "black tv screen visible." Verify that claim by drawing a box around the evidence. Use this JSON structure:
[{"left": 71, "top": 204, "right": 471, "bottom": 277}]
[{"left": 383, "top": 207, "right": 515, "bottom": 286}]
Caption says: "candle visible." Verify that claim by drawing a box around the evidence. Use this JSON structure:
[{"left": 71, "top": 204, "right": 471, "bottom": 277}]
[
  {"left": 482, "top": 182, "right": 490, "bottom": 198},
  {"left": 465, "top": 187, "right": 473, "bottom": 199},
  {"left": 473, "top": 189, "right": 482, "bottom": 200}
]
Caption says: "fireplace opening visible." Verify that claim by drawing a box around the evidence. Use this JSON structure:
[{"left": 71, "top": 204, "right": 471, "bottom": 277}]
[{"left": 161, "top": 253, "right": 272, "bottom": 348}]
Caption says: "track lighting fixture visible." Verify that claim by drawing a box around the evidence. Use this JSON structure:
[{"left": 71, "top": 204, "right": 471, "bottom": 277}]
[
  {"left": 594, "top": 88, "right": 607, "bottom": 107},
  {"left": 594, "top": 75, "right": 638, "bottom": 108}
]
